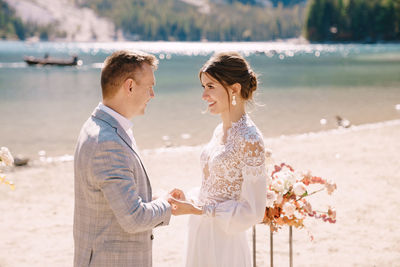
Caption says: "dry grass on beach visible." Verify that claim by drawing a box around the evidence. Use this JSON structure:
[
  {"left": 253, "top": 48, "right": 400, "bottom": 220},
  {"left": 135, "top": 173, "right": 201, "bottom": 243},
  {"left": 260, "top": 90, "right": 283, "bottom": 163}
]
[{"left": 0, "top": 120, "right": 399, "bottom": 266}]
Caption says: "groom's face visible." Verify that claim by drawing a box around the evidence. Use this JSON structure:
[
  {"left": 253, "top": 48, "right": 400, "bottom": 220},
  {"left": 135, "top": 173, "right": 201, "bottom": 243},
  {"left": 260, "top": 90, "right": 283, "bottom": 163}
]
[{"left": 129, "top": 63, "right": 155, "bottom": 116}]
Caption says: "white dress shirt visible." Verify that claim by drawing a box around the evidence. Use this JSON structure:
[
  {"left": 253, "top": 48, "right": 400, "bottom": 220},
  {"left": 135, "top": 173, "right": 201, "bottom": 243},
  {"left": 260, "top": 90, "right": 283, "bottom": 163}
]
[{"left": 98, "top": 102, "right": 138, "bottom": 150}]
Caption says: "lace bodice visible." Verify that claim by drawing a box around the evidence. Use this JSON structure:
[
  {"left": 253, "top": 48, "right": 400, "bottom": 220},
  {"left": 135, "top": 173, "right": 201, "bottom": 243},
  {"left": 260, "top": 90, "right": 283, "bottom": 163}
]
[{"left": 198, "top": 114, "right": 266, "bottom": 206}]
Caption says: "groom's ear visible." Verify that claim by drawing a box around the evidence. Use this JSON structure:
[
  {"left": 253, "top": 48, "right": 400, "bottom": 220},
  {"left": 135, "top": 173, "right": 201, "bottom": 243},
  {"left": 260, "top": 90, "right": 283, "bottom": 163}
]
[{"left": 124, "top": 78, "right": 135, "bottom": 93}]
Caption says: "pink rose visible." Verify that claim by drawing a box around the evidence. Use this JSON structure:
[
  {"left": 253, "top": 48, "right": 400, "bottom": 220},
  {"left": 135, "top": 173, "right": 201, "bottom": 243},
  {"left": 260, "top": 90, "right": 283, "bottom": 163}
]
[
  {"left": 325, "top": 182, "right": 337, "bottom": 195},
  {"left": 328, "top": 207, "right": 336, "bottom": 220},
  {"left": 304, "top": 201, "right": 312, "bottom": 214}
]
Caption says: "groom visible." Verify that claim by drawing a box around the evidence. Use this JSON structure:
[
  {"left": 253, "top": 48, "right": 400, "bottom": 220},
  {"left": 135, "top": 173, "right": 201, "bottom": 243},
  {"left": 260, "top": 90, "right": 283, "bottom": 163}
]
[{"left": 73, "top": 50, "right": 172, "bottom": 266}]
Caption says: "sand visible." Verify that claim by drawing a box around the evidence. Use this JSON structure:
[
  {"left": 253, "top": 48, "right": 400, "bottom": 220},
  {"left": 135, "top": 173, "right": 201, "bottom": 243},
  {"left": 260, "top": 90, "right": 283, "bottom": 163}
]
[{"left": 1, "top": 119, "right": 399, "bottom": 266}]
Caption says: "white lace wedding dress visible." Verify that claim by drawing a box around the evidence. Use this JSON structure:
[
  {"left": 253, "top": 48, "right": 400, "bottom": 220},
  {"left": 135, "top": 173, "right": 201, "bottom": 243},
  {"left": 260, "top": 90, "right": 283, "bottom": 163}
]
[{"left": 185, "top": 114, "right": 269, "bottom": 267}]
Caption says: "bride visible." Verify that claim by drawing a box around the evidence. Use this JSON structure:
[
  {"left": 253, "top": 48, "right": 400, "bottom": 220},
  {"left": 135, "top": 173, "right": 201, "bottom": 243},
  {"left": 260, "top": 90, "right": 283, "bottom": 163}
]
[{"left": 169, "top": 52, "right": 269, "bottom": 267}]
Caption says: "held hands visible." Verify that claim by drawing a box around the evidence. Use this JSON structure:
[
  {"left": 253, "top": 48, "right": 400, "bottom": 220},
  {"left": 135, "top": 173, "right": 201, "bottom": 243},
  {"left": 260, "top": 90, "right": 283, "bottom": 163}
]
[
  {"left": 170, "top": 188, "right": 186, "bottom": 201},
  {"left": 168, "top": 188, "right": 202, "bottom": 216}
]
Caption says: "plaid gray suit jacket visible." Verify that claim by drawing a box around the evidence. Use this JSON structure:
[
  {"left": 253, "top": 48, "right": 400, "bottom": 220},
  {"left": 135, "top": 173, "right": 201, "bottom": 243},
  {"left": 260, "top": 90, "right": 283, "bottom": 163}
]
[{"left": 73, "top": 107, "right": 171, "bottom": 267}]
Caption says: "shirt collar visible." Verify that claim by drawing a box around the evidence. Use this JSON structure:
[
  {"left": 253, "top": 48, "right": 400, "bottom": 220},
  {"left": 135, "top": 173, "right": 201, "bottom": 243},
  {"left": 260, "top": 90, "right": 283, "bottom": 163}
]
[{"left": 98, "top": 102, "right": 133, "bottom": 132}]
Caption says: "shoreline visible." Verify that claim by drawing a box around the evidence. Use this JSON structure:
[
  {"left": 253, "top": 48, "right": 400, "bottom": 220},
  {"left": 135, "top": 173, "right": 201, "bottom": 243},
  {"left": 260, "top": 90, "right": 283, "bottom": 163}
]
[
  {"left": 2, "top": 40, "right": 400, "bottom": 57},
  {"left": 10, "top": 118, "right": 400, "bottom": 169},
  {"left": 2, "top": 37, "right": 400, "bottom": 45}
]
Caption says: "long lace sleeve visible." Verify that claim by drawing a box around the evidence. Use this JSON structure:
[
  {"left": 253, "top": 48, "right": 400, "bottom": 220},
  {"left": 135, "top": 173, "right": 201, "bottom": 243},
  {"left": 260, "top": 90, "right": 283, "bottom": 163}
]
[{"left": 202, "top": 136, "right": 268, "bottom": 234}]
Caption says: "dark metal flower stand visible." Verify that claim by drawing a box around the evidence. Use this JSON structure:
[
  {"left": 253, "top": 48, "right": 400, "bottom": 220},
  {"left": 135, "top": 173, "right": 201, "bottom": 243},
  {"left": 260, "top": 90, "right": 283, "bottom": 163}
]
[{"left": 252, "top": 225, "right": 293, "bottom": 267}]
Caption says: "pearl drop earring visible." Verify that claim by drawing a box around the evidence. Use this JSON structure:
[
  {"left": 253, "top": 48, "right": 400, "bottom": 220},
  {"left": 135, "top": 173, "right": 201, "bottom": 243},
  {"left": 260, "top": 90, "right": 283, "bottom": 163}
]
[{"left": 232, "top": 95, "right": 237, "bottom": 106}]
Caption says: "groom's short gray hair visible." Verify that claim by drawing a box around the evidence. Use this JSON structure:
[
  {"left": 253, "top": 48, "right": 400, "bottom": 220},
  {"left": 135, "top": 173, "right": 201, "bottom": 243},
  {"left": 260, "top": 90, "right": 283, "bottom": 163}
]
[{"left": 101, "top": 50, "right": 159, "bottom": 99}]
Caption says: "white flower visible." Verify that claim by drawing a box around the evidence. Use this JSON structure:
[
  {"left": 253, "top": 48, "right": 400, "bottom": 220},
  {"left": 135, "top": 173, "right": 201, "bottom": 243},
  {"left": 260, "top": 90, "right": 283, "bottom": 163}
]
[
  {"left": 294, "top": 210, "right": 305, "bottom": 220},
  {"left": 271, "top": 179, "right": 285, "bottom": 193},
  {"left": 0, "top": 147, "right": 14, "bottom": 166},
  {"left": 265, "top": 190, "right": 277, "bottom": 207},
  {"left": 276, "top": 193, "right": 283, "bottom": 205},
  {"left": 282, "top": 202, "right": 296, "bottom": 217},
  {"left": 275, "top": 168, "right": 296, "bottom": 186},
  {"left": 293, "top": 182, "right": 307, "bottom": 196}
]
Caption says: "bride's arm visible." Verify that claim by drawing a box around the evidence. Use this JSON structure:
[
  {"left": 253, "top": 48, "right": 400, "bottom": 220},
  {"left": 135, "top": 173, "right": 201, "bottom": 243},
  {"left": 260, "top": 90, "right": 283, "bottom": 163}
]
[
  {"left": 168, "top": 137, "right": 268, "bottom": 233},
  {"left": 201, "top": 138, "right": 269, "bottom": 234},
  {"left": 202, "top": 165, "right": 267, "bottom": 233}
]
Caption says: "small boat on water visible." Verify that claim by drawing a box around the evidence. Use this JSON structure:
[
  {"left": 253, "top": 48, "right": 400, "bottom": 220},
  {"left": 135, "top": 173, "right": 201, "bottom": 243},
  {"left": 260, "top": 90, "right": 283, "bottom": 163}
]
[{"left": 24, "top": 54, "right": 83, "bottom": 67}]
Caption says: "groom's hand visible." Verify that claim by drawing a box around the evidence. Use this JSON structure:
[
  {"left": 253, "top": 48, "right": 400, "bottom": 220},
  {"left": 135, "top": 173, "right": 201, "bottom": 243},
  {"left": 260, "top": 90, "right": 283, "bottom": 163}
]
[{"left": 169, "top": 188, "right": 186, "bottom": 201}]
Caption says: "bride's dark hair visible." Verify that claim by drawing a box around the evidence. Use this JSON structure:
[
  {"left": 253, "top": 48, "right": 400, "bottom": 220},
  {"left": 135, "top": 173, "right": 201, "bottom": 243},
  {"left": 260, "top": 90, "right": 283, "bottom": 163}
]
[{"left": 199, "top": 52, "right": 258, "bottom": 101}]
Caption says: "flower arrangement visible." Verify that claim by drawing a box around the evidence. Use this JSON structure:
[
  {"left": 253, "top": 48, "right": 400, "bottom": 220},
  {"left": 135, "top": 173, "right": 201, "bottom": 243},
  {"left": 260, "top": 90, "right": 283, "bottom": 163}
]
[
  {"left": 263, "top": 163, "right": 336, "bottom": 235},
  {"left": 0, "top": 147, "right": 15, "bottom": 190}
]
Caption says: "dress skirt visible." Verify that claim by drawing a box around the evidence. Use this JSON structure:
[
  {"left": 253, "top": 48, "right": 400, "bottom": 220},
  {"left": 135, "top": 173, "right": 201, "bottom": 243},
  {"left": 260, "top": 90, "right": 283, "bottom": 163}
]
[{"left": 184, "top": 214, "right": 252, "bottom": 267}]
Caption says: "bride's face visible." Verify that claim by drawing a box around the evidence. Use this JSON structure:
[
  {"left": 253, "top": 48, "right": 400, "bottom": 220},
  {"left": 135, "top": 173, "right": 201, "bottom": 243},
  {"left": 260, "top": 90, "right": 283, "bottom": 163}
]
[{"left": 201, "top": 73, "right": 230, "bottom": 115}]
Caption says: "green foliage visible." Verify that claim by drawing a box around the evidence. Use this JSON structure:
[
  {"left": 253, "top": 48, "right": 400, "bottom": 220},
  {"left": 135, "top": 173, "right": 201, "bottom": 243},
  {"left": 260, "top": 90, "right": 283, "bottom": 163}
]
[
  {"left": 305, "top": 0, "right": 400, "bottom": 42},
  {"left": 0, "top": 0, "right": 26, "bottom": 39},
  {"left": 78, "top": 0, "right": 306, "bottom": 41}
]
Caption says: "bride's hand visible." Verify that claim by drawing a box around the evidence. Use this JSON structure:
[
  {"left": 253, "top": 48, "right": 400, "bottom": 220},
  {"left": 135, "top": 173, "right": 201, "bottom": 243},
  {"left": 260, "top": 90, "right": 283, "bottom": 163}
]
[
  {"left": 169, "top": 188, "right": 186, "bottom": 201},
  {"left": 168, "top": 197, "right": 202, "bottom": 216}
]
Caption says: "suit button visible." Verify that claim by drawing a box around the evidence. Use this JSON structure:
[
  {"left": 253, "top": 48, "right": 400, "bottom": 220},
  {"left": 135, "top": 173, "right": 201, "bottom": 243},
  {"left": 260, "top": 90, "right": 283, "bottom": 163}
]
[{"left": 150, "top": 234, "right": 154, "bottom": 240}]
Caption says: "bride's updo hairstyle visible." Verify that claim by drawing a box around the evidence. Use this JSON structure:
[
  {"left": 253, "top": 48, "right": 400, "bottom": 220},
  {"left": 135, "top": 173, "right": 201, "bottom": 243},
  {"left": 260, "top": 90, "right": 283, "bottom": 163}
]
[{"left": 199, "top": 51, "right": 258, "bottom": 102}]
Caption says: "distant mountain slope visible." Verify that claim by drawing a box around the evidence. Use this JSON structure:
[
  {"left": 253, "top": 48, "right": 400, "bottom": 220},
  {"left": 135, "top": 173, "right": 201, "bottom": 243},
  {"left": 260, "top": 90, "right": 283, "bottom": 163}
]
[
  {"left": 268, "top": 0, "right": 307, "bottom": 7},
  {"left": 1, "top": 0, "right": 307, "bottom": 41},
  {"left": 3, "top": 0, "right": 121, "bottom": 41},
  {"left": 78, "top": 0, "right": 307, "bottom": 41},
  {"left": 178, "top": 0, "right": 308, "bottom": 13},
  {"left": 179, "top": 0, "right": 210, "bottom": 13},
  {"left": 209, "top": 0, "right": 307, "bottom": 7},
  {"left": 0, "top": 0, "right": 25, "bottom": 39}
]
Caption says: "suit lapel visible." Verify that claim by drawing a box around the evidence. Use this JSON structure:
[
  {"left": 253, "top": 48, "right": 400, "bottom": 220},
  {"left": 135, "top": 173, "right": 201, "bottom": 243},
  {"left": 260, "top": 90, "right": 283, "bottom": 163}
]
[
  {"left": 92, "top": 108, "right": 152, "bottom": 198},
  {"left": 92, "top": 108, "right": 135, "bottom": 149}
]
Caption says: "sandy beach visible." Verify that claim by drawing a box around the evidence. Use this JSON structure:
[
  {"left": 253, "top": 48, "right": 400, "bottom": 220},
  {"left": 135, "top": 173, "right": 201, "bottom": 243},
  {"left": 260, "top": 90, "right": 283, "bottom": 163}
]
[{"left": 1, "top": 119, "right": 399, "bottom": 267}]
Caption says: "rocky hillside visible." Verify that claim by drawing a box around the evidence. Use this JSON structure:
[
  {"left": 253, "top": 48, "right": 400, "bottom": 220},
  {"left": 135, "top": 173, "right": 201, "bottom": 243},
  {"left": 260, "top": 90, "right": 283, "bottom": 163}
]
[
  {"left": 1, "top": 0, "right": 307, "bottom": 41},
  {"left": 3, "top": 0, "right": 122, "bottom": 41},
  {"left": 78, "top": 0, "right": 307, "bottom": 41}
]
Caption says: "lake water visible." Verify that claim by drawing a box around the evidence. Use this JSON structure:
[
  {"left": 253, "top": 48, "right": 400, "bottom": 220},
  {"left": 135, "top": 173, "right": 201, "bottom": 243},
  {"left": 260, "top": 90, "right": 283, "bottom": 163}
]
[{"left": 0, "top": 41, "right": 400, "bottom": 159}]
